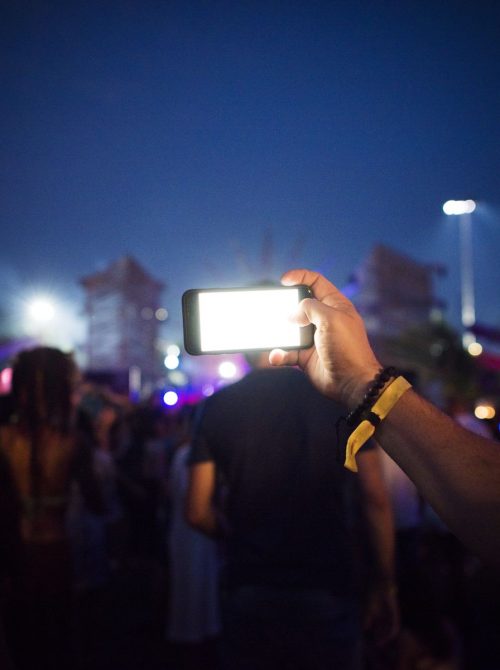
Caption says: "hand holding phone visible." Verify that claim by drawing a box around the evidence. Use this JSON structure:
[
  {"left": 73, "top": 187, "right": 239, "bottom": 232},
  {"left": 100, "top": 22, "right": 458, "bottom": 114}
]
[{"left": 182, "top": 285, "right": 314, "bottom": 355}]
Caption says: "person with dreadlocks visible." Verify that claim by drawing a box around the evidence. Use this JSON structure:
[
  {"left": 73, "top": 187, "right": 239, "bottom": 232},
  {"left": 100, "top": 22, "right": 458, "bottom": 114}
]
[{"left": 0, "top": 346, "right": 104, "bottom": 670}]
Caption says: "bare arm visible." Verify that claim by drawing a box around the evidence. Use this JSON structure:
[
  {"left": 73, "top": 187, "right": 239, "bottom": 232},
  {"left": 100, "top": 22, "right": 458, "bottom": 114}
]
[
  {"left": 357, "top": 449, "right": 399, "bottom": 645},
  {"left": 185, "top": 461, "right": 219, "bottom": 537},
  {"left": 376, "top": 389, "right": 500, "bottom": 562},
  {"left": 270, "top": 268, "right": 500, "bottom": 563},
  {"left": 357, "top": 449, "right": 396, "bottom": 586}
]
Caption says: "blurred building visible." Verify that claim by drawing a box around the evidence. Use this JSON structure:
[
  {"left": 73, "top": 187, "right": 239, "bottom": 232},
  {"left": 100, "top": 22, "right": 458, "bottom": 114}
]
[
  {"left": 348, "top": 245, "right": 446, "bottom": 381},
  {"left": 81, "top": 256, "right": 165, "bottom": 393},
  {"left": 350, "top": 245, "right": 445, "bottom": 334}
]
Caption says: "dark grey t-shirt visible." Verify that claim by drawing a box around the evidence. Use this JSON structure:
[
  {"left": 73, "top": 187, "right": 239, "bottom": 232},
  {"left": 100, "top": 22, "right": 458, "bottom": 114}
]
[{"left": 189, "top": 367, "right": 372, "bottom": 594}]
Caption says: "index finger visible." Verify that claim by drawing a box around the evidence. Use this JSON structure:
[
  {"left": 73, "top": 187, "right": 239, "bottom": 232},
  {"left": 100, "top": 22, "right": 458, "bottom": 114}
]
[{"left": 280, "top": 268, "right": 348, "bottom": 307}]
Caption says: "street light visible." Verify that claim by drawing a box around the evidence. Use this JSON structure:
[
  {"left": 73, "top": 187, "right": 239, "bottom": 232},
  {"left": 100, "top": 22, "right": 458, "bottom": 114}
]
[
  {"left": 27, "top": 297, "right": 56, "bottom": 323},
  {"left": 442, "top": 199, "right": 477, "bottom": 348},
  {"left": 25, "top": 296, "right": 57, "bottom": 344}
]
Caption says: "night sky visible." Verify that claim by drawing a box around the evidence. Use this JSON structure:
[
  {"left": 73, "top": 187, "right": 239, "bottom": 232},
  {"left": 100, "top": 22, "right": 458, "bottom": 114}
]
[{"left": 1, "top": 1, "right": 499, "bottom": 348}]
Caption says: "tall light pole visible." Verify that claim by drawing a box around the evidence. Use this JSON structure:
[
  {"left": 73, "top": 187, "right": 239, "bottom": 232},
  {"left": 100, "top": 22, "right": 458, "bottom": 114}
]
[{"left": 442, "top": 199, "right": 477, "bottom": 349}]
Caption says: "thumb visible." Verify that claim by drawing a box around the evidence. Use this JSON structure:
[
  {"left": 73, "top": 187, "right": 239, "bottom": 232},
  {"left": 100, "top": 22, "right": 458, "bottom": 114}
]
[{"left": 269, "top": 348, "right": 299, "bottom": 367}]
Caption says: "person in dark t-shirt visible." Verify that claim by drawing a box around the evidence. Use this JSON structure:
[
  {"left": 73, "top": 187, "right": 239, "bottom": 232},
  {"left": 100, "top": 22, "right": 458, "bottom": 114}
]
[{"left": 186, "top": 354, "right": 398, "bottom": 669}]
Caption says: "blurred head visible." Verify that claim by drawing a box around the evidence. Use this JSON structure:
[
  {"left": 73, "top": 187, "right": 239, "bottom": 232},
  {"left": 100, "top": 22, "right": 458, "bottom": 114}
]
[
  {"left": 11, "top": 346, "right": 77, "bottom": 433},
  {"left": 95, "top": 399, "right": 119, "bottom": 430}
]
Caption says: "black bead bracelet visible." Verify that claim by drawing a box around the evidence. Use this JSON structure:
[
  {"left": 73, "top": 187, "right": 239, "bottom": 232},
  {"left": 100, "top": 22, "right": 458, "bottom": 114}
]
[{"left": 345, "top": 366, "right": 399, "bottom": 428}]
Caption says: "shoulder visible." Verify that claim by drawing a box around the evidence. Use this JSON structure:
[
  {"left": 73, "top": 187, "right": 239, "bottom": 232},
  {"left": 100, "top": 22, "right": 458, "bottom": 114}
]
[{"left": 200, "top": 375, "right": 252, "bottom": 412}]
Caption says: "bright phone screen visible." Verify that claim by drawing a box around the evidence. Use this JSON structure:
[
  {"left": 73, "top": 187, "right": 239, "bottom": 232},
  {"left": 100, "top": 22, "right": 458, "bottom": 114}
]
[{"left": 198, "top": 288, "right": 302, "bottom": 352}]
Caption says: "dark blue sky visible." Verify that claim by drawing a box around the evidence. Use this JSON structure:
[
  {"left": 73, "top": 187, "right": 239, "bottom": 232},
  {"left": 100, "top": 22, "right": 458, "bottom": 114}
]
[{"left": 1, "top": 1, "right": 499, "bottom": 344}]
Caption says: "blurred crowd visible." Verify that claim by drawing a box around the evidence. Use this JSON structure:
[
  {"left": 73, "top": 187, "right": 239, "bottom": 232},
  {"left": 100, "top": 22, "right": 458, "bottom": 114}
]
[{"left": 0, "top": 346, "right": 499, "bottom": 670}]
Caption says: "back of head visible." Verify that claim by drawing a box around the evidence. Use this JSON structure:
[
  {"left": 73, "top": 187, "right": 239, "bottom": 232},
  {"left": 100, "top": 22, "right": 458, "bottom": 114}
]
[{"left": 11, "top": 346, "right": 77, "bottom": 434}]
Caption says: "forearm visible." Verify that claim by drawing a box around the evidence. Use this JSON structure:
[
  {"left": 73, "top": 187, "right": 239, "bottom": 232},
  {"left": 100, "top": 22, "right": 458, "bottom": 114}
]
[
  {"left": 363, "top": 498, "right": 396, "bottom": 585},
  {"left": 357, "top": 449, "right": 400, "bottom": 644},
  {"left": 185, "top": 461, "right": 221, "bottom": 538},
  {"left": 375, "top": 389, "right": 500, "bottom": 563},
  {"left": 185, "top": 460, "right": 226, "bottom": 539},
  {"left": 187, "top": 506, "right": 220, "bottom": 538},
  {"left": 358, "top": 451, "right": 396, "bottom": 584}
]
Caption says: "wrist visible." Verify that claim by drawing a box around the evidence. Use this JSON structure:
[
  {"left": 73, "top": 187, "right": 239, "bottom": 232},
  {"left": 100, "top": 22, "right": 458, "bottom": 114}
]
[{"left": 340, "top": 364, "right": 382, "bottom": 410}]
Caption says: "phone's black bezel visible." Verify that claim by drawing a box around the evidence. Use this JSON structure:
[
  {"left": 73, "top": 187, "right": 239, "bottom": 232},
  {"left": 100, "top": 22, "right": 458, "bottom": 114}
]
[{"left": 182, "top": 284, "right": 314, "bottom": 355}]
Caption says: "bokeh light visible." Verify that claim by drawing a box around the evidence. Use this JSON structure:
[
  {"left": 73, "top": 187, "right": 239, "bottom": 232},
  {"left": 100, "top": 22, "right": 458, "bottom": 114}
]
[
  {"left": 467, "top": 342, "right": 483, "bottom": 357},
  {"left": 474, "top": 404, "right": 495, "bottom": 420},
  {"left": 155, "top": 308, "right": 168, "bottom": 321},
  {"left": 163, "top": 390, "right": 179, "bottom": 406},
  {"left": 168, "top": 370, "right": 188, "bottom": 387},
  {"left": 164, "top": 354, "right": 180, "bottom": 370},
  {"left": 219, "top": 361, "right": 237, "bottom": 379},
  {"left": 0, "top": 367, "right": 12, "bottom": 394},
  {"left": 167, "top": 344, "right": 181, "bottom": 356}
]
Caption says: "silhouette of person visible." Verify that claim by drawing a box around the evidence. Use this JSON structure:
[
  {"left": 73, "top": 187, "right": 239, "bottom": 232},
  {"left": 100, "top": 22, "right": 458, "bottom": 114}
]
[
  {"left": 0, "top": 346, "right": 103, "bottom": 670},
  {"left": 187, "top": 351, "right": 398, "bottom": 669}
]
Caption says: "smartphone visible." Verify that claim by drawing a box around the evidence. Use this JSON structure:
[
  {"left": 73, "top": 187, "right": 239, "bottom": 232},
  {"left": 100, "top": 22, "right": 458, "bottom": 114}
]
[{"left": 182, "top": 284, "right": 314, "bottom": 355}]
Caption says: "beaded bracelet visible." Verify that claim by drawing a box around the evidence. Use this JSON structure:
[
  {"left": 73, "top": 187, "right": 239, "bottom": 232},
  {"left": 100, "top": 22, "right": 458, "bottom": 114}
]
[
  {"left": 345, "top": 366, "right": 399, "bottom": 428},
  {"left": 344, "top": 376, "right": 412, "bottom": 472}
]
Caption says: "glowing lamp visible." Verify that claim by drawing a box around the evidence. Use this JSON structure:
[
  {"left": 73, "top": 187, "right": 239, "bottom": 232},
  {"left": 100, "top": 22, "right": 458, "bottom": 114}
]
[
  {"left": 443, "top": 199, "right": 476, "bottom": 216},
  {"left": 28, "top": 298, "right": 55, "bottom": 322}
]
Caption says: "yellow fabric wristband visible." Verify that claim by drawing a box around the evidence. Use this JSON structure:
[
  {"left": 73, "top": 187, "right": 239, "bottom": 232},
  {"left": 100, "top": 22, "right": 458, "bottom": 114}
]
[{"left": 344, "top": 376, "right": 412, "bottom": 473}]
